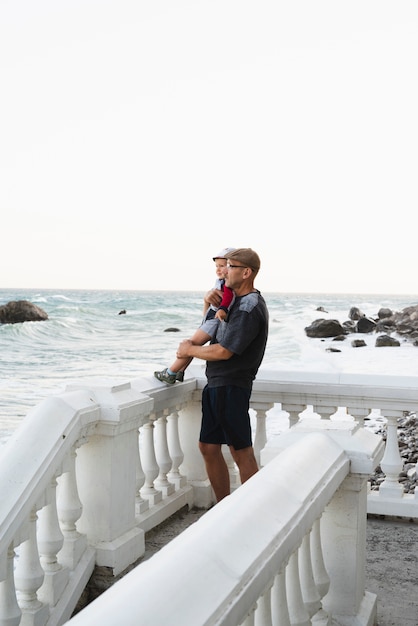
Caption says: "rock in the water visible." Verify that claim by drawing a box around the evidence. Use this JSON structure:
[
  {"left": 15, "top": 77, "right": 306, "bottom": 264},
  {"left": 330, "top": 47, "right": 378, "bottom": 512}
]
[
  {"left": 377, "top": 307, "right": 393, "bottom": 319},
  {"left": 356, "top": 317, "right": 376, "bottom": 333},
  {"left": 390, "top": 305, "right": 418, "bottom": 338},
  {"left": 164, "top": 327, "right": 181, "bottom": 332},
  {"left": 304, "top": 319, "right": 346, "bottom": 338},
  {"left": 352, "top": 339, "right": 367, "bottom": 348},
  {"left": 0, "top": 300, "right": 48, "bottom": 324},
  {"left": 375, "top": 334, "right": 401, "bottom": 347},
  {"left": 349, "top": 307, "right": 365, "bottom": 321}
]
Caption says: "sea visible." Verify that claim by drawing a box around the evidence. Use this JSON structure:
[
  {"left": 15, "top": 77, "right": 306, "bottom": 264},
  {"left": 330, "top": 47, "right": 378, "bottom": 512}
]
[{"left": 1, "top": 288, "right": 418, "bottom": 445}]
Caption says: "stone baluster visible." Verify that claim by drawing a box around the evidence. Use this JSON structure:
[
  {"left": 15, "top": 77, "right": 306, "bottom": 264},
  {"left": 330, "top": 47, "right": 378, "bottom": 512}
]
[
  {"left": 286, "top": 549, "right": 311, "bottom": 626},
  {"left": 56, "top": 446, "right": 87, "bottom": 569},
  {"left": 167, "top": 408, "right": 186, "bottom": 489},
  {"left": 154, "top": 412, "right": 175, "bottom": 497},
  {"left": 310, "top": 517, "right": 330, "bottom": 598},
  {"left": 222, "top": 445, "right": 240, "bottom": 490},
  {"left": 378, "top": 411, "right": 404, "bottom": 498},
  {"left": 299, "top": 531, "right": 321, "bottom": 618},
  {"left": 0, "top": 545, "right": 21, "bottom": 626},
  {"left": 254, "top": 583, "right": 273, "bottom": 626},
  {"left": 281, "top": 403, "right": 305, "bottom": 428},
  {"left": 139, "top": 419, "right": 162, "bottom": 505},
  {"left": 271, "top": 568, "right": 291, "bottom": 626},
  {"left": 251, "top": 403, "right": 273, "bottom": 465},
  {"left": 135, "top": 430, "right": 149, "bottom": 514},
  {"left": 14, "top": 509, "right": 49, "bottom": 626},
  {"left": 37, "top": 477, "right": 69, "bottom": 607}
]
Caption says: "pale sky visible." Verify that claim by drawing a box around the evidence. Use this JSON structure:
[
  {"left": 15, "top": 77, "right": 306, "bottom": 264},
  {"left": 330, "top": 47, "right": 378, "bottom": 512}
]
[{"left": 1, "top": 1, "right": 417, "bottom": 294}]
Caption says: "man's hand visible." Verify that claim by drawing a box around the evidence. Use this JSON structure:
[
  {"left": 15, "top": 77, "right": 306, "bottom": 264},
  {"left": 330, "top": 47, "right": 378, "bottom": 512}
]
[
  {"left": 204, "top": 288, "right": 223, "bottom": 309},
  {"left": 176, "top": 339, "right": 193, "bottom": 359}
]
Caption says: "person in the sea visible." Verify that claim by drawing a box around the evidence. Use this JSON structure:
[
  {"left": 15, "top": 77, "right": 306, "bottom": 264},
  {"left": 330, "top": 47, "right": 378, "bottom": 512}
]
[
  {"left": 154, "top": 247, "right": 236, "bottom": 385},
  {"left": 175, "top": 248, "right": 268, "bottom": 502}
]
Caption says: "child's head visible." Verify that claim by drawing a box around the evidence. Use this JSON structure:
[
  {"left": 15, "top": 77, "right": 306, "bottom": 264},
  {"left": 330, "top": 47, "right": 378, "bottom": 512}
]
[{"left": 213, "top": 247, "right": 236, "bottom": 278}]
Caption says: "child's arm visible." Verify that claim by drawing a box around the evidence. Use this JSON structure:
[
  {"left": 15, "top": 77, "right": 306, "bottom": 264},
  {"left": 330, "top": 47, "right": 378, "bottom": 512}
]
[
  {"left": 215, "top": 286, "right": 234, "bottom": 320},
  {"left": 218, "top": 285, "right": 234, "bottom": 310}
]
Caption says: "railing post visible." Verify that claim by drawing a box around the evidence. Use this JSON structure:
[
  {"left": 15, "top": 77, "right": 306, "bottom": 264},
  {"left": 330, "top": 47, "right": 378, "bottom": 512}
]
[
  {"left": 74, "top": 383, "right": 150, "bottom": 575},
  {"left": 177, "top": 390, "right": 214, "bottom": 508}
]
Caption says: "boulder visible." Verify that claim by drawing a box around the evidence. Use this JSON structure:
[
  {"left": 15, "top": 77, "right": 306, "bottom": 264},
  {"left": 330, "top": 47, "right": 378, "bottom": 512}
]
[
  {"left": 0, "top": 300, "right": 48, "bottom": 324},
  {"left": 375, "top": 334, "right": 401, "bottom": 347},
  {"left": 349, "top": 307, "right": 365, "bottom": 321},
  {"left": 304, "top": 319, "right": 346, "bottom": 338},
  {"left": 356, "top": 317, "right": 377, "bottom": 333},
  {"left": 378, "top": 307, "right": 393, "bottom": 319},
  {"left": 390, "top": 305, "right": 418, "bottom": 337},
  {"left": 352, "top": 339, "right": 367, "bottom": 348}
]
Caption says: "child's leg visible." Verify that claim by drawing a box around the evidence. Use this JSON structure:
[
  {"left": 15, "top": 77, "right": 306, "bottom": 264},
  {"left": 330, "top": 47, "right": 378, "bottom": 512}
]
[{"left": 169, "top": 329, "right": 211, "bottom": 373}]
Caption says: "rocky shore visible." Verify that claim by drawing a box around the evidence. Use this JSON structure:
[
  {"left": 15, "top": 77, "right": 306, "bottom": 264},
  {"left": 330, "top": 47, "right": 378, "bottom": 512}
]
[{"left": 305, "top": 303, "right": 418, "bottom": 348}]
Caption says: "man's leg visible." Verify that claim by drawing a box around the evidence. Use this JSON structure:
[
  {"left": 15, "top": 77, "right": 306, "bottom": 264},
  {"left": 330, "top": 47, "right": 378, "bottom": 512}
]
[
  {"left": 230, "top": 446, "right": 258, "bottom": 484},
  {"left": 199, "top": 442, "right": 230, "bottom": 502}
]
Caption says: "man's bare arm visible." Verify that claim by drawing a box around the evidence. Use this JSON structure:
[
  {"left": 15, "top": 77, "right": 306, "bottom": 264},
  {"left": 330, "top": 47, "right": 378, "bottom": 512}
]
[{"left": 177, "top": 339, "right": 233, "bottom": 362}]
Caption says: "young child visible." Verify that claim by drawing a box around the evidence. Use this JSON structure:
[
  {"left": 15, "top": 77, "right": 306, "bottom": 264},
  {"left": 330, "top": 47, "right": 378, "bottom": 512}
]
[{"left": 154, "top": 247, "right": 235, "bottom": 385}]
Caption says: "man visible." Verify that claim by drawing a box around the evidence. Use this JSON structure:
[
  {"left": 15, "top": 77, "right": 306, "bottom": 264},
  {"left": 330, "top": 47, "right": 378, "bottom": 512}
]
[{"left": 176, "top": 248, "right": 269, "bottom": 502}]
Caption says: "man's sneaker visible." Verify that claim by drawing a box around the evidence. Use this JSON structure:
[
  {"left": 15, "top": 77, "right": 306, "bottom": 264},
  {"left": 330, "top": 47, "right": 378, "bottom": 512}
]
[
  {"left": 154, "top": 368, "right": 177, "bottom": 385},
  {"left": 176, "top": 371, "right": 185, "bottom": 382}
]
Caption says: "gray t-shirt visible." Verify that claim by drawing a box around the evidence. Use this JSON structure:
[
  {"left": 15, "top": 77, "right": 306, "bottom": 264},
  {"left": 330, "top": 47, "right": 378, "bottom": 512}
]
[{"left": 206, "top": 290, "right": 269, "bottom": 389}]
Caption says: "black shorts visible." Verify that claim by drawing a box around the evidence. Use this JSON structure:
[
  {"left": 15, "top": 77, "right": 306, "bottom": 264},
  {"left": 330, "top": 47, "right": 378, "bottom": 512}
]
[{"left": 200, "top": 385, "right": 252, "bottom": 450}]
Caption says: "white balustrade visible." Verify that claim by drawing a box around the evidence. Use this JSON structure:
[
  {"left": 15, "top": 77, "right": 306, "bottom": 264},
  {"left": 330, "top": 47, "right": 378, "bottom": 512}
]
[
  {"left": 1, "top": 369, "right": 417, "bottom": 625},
  {"left": 66, "top": 429, "right": 376, "bottom": 626}
]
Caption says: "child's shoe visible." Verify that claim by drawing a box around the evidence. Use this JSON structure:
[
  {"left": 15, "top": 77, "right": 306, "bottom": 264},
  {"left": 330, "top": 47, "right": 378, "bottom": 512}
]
[{"left": 154, "top": 368, "right": 177, "bottom": 385}]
